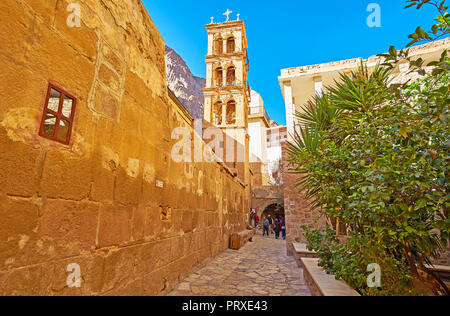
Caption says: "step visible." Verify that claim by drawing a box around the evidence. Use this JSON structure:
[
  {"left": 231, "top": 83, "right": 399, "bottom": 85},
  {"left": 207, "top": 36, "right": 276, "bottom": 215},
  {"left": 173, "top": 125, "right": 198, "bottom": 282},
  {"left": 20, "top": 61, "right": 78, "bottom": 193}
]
[
  {"left": 292, "top": 243, "right": 318, "bottom": 266},
  {"left": 426, "top": 264, "right": 450, "bottom": 280},
  {"left": 301, "top": 258, "right": 360, "bottom": 297}
]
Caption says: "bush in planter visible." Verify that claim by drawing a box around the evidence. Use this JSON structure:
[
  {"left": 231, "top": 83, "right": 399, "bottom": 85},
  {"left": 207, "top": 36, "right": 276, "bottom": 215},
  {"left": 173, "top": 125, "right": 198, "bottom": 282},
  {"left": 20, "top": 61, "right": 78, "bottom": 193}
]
[
  {"left": 303, "top": 225, "right": 419, "bottom": 296},
  {"left": 289, "top": 1, "right": 449, "bottom": 296}
]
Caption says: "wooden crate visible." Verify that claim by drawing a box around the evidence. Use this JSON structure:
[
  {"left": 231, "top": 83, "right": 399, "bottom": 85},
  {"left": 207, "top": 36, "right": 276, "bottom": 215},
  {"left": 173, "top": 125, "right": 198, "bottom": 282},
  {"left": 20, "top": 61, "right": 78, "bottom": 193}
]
[{"left": 229, "top": 233, "right": 241, "bottom": 250}]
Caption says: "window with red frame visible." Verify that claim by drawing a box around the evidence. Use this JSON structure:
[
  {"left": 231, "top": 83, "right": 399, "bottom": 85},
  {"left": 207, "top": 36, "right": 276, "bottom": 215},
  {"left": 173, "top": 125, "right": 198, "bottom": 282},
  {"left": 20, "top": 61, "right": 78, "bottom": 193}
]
[{"left": 39, "top": 84, "right": 76, "bottom": 145}]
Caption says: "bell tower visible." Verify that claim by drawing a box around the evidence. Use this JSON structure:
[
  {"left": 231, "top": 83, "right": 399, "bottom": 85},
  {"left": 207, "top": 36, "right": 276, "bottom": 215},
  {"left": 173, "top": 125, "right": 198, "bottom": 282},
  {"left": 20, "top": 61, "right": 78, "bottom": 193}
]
[{"left": 203, "top": 11, "right": 250, "bottom": 190}]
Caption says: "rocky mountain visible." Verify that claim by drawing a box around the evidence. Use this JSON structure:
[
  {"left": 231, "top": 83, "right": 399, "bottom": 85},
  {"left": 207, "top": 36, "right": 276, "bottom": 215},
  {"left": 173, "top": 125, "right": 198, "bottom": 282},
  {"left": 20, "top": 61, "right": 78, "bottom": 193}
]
[{"left": 165, "top": 46, "right": 205, "bottom": 120}]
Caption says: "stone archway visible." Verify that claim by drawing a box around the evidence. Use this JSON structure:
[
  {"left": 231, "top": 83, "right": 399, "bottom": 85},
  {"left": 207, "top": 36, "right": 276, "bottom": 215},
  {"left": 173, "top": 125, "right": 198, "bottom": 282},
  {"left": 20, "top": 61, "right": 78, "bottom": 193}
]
[
  {"left": 251, "top": 186, "right": 284, "bottom": 221},
  {"left": 261, "top": 203, "right": 285, "bottom": 221}
]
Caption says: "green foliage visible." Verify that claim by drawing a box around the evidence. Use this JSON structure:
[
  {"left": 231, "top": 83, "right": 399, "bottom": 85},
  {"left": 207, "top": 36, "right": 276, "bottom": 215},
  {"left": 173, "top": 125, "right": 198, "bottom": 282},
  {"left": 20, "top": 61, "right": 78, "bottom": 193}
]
[
  {"left": 296, "top": 94, "right": 340, "bottom": 131},
  {"left": 289, "top": 1, "right": 450, "bottom": 296},
  {"left": 405, "top": 1, "right": 450, "bottom": 46},
  {"left": 380, "top": 0, "right": 449, "bottom": 76},
  {"left": 303, "top": 226, "right": 418, "bottom": 296}
]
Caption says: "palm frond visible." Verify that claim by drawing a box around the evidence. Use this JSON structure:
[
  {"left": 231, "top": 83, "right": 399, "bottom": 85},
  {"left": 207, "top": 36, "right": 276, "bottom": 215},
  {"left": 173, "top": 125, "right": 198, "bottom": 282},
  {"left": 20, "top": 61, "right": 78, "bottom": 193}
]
[
  {"left": 328, "top": 62, "right": 394, "bottom": 113},
  {"left": 296, "top": 93, "right": 341, "bottom": 131}
]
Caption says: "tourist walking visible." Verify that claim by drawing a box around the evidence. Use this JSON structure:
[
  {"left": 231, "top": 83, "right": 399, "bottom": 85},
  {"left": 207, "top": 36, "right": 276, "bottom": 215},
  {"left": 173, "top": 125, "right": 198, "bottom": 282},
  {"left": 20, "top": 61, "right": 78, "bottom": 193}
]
[
  {"left": 262, "top": 218, "right": 270, "bottom": 237},
  {"left": 268, "top": 215, "right": 274, "bottom": 235},
  {"left": 249, "top": 209, "right": 256, "bottom": 228},
  {"left": 254, "top": 213, "right": 260, "bottom": 228},
  {"left": 274, "top": 217, "right": 282, "bottom": 239},
  {"left": 281, "top": 216, "right": 286, "bottom": 240}
]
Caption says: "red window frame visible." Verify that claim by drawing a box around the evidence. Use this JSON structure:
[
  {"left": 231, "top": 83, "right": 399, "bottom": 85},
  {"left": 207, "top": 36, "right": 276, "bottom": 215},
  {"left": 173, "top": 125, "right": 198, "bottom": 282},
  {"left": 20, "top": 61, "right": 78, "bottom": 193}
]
[{"left": 39, "top": 83, "right": 77, "bottom": 145}]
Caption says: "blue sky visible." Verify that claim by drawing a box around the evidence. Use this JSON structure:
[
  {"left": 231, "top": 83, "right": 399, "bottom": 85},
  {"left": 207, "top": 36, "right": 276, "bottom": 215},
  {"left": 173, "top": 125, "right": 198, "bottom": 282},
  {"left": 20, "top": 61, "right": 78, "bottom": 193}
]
[{"left": 142, "top": 0, "right": 438, "bottom": 125}]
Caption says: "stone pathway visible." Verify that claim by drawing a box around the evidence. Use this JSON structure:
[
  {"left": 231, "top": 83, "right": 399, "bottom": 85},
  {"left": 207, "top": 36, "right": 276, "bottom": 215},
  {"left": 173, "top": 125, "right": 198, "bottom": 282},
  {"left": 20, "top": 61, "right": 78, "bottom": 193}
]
[{"left": 167, "top": 235, "right": 311, "bottom": 296}]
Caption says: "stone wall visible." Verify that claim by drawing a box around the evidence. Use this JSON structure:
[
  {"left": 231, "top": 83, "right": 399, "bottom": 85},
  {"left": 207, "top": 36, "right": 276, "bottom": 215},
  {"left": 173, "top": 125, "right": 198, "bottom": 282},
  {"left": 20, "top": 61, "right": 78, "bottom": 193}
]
[
  {"left": 281, "top": 144, "right": 325, "bottom": 256},
  {"left": 251, "top": 186, "right": 283, "bottom": 220},
  {"left": 0, "top": 0, "right": 247, "bottom": 295},
  {"left": 433, "top": 249, "right": 450, "bottom": 267}
]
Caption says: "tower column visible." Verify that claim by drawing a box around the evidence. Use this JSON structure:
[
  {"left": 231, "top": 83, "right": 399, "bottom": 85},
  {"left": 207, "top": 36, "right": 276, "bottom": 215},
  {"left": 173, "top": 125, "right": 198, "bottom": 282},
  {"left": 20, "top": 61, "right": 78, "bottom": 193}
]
[
  {"left": 222, "top": 68, "right": 227, "bottom": 87},
  {"left": 222, "top": 101, "right": 227, "bottom": 126},
  {"left": 204, "top": 18, "right": 250, "bottom": 190}
]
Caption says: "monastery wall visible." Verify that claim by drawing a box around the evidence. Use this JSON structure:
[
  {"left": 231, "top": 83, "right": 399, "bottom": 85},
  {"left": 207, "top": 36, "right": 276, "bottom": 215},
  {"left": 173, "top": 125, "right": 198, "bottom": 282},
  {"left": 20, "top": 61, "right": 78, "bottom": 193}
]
[
  {"left": 0, "top": 0, "right": 247, "bottom": 295},
  {"left": 281, "top": 144, "right": 326, "bottom": 256}
]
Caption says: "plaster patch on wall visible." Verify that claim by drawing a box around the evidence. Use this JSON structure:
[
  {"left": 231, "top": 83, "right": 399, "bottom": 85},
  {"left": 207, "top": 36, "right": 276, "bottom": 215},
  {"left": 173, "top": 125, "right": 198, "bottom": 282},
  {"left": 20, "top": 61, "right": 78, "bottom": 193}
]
[
  {"left": 18, "top": 235, "right": 30, "bottom": 250},
  {"left": 72, "top": 134, "right": 93, "bottom": 156},
  {"left": 102, "top": 146, "right": 119, "bottom": 171},
  {"left": 87, "top": 30, "right": 126, "bottom": 122},
  {"left": 127, "top": 158, "right": 140, "bottom": 178},
  {"left": 0, "top": 108, "right": 37, "bottom": 142},
  {"left": 4, "top": 257, "right": 15, "bottom": 267},
  {"left": 36, "top": 239, "right": 44, "bottom": 249},
  {"left": 143, "top": 163, "right": 155, "bottom": 183}
]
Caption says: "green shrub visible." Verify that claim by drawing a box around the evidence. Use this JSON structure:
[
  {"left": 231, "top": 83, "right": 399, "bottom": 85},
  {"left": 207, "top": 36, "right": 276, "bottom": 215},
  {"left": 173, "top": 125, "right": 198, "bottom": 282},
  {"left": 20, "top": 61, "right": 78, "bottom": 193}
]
[{"left": 290, "top": 1, "right": 449, "bottom": 296}]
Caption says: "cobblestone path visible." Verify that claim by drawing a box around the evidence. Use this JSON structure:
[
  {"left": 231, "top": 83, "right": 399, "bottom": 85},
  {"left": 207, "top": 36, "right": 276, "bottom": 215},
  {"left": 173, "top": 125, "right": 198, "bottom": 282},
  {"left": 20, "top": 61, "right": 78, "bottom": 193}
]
[{"left": 167, "top": 235, "right": 311, "bottom": 296}]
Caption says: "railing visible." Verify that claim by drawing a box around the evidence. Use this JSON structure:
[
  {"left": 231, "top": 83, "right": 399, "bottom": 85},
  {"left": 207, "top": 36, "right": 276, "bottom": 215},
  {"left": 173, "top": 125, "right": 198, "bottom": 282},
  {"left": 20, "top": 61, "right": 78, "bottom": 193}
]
[
  {"left": 248, "top": 106, "right": 270, "bottom": 122},
  {"left": 212, "top": 81, "right": 243, "bottom": 89}
]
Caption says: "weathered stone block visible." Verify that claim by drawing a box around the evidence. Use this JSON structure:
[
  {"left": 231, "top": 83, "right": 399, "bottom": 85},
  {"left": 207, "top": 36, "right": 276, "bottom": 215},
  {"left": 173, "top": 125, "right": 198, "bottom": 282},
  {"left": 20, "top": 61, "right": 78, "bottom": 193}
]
[
  {"left": 124, "top": 70, "right": 157, "bottom": 113},
  {"left": 101, "top": 247, "right": 140, "bottom": 293},
  {"left": 54, "top": 0, "right": 98, "bottom": 61},
  {"left": 102, "top": 44, "right": 124, "bottom": 75},
  {"left": 39, "top": 149, "right": 93, "bottom": 200},
  {"left": 0, "top": 263, "right": 53, "bottom": 296},
  {"left": 153, "top": 239, "right": 172, "bottom": 269},
  {"left": 144, "top": 207, "right": 163, "bottom": 239},
  {"left": 98, "top": 205, "right": 132, "bottom": 248},
  {"left": 93, "top": 84, "right": 119, "bottom": 120},
  {"left": 114, "top": 167, "right": 140, "bottom": 206},
  {"left": 182, "top": 210, "right": 193, "bottom": 233},
  {"left": 120, "top": 95, "right": 141, "bottom": 135},
  {"left": 0, "top": 196, "right": 39, "bottom": 270},
  {"left": 90, "top": 158, "right": 115, "bottom": 203},
  {"left": 99, "top": 64, "right": 120, "bottom": 91},
  {"left": 170, "top": 237, "right": 184, "bottom": 262},
  {"left": 39, "top": 200, "right": 99, "bottom": 252},
  {"left": 0, "top": 130, "right": 43, "bottom": 196},
  {"left": 132, "top": 206, "right": 147, "bottom": 242},
  {"left": 50, "top": 255, "right": 103, "bottom": 296},
  {"left": 25, "top": 0, "right": 58, "bottom": 24}
]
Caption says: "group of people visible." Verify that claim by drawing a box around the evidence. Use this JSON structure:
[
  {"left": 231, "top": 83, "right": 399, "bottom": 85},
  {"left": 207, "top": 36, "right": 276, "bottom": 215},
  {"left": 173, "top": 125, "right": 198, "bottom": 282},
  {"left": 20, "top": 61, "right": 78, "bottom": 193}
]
[
  {"left": 262, "top": 215, "right": 286, "bottom": 240},
  {"left": 249, "top": 209, "right": 286, "bottom": 240}
]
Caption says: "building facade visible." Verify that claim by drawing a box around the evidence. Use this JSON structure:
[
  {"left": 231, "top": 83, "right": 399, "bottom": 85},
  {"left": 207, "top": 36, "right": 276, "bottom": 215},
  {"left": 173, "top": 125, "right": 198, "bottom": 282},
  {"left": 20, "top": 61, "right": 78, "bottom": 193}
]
[
  {"left": 248, "top": 90, "right": 271, "bottom": 186},
  {"left": 266, "top": 124, "right": 287, "bottom": 185}
]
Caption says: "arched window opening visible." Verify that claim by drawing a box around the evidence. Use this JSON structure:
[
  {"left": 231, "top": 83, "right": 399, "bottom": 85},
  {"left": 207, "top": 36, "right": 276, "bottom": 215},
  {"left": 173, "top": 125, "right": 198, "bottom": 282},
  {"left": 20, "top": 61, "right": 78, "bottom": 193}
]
[
  {"left": 215, "top": 67, "right": 223, "bottom": 87},
  {"left": 215, "top": 38, "right": 223, "bottom": 55},
  {"left": 226, "top": 101, "right": 236, "bottom": 125},
  {"left": 226, "top": 66, "right": 236, "bottom": 86},
  {"left": 227, "top": 37, "right": 235, "bottom": 53},
  {"left": 213, "top": 101, "right": 223, "bottom": 125}
]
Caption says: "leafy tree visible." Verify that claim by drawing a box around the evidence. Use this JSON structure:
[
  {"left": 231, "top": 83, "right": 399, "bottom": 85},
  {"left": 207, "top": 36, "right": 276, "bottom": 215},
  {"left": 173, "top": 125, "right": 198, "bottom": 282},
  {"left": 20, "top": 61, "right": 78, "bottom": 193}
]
[{"left": 289, "top": 1, "right": 449, "bottom": 296}]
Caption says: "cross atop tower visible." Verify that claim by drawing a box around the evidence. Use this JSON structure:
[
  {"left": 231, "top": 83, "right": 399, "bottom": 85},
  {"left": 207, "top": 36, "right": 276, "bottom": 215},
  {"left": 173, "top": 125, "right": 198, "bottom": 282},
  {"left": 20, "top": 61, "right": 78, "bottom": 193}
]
[{"left": 223, "top": 9, "right": 232, "bottom": 22}]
